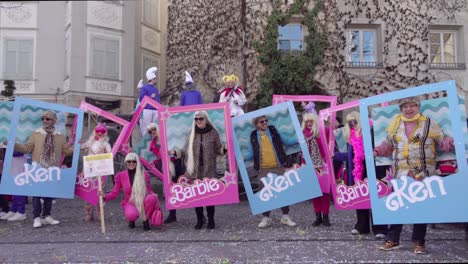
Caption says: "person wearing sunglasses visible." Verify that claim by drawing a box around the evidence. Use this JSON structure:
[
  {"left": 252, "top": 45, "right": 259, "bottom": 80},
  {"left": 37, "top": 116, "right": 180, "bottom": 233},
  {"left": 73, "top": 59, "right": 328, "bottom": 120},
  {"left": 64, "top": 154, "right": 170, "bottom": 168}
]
[
  {"left": 374, "top": 97, "right": 454, "bottom": 254},
  {"left": 173, "top": 111, "right": 224, "bottom": 229},
  {"left": 333, "top": 111, "right": 388, "bottom": 239},
  {"left": 250, "top": 115, "right": 297, "bottom": 228},
  {"left": 9, "top": 110, "right": 74, "bottom": 228},
  {"left": 302, "top": 112, "right": 332, "bottom": 227},
  {"left": 80, "top": 123, "right": 112, "bottom": 222},
  {"left": 103, "top": 152, "right": 159, "bottom": 231}
]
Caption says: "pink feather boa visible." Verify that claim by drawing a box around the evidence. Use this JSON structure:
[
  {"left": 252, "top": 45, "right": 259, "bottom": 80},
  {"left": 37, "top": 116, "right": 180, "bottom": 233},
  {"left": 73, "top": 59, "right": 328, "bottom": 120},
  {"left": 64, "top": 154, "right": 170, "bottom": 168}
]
[{"left": 349, "top": 128, "right": 365, "bottom": 182}]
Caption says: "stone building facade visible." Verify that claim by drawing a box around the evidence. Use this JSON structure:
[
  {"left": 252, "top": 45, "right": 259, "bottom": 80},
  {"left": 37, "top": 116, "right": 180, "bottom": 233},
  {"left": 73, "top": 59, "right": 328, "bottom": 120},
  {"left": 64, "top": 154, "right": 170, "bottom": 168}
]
[
  {"left": 0, "top": 0, "right": 168, "bottom": 114},
  {"left": 164, "top": 0, "right": 468, "bottom": 106}
]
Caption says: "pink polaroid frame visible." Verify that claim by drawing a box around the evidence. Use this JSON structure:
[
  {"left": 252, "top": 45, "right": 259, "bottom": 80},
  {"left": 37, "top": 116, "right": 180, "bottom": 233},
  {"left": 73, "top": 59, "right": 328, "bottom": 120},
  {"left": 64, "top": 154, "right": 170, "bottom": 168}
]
[
  {"left": 117, "top": 96, "right": 165, "bottom": 181},
  {"left": 318, "top": 100, "right": 392, "bottom": 210},
  {"left": 159, "top": 102, "right": 238, "bottom": 209},
  {"left": 69, "top": 101, "right": 131, "bottom": 206},
  {"left": 272, "top": 94, "right": 338, "bottom": 193}
]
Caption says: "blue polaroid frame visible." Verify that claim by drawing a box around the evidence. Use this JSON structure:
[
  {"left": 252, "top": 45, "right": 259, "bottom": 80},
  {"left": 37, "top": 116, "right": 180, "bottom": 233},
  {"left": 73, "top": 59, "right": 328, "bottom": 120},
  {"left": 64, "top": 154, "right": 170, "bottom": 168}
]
[
  {"left": 232, "top": 101, "right": 322, "bottom": 215},
  {"left": 360, "top": 80, "right": 468, "bottom": 224},
  {"left": 0, "top": 97, "right": 84, "bottom": 198}
]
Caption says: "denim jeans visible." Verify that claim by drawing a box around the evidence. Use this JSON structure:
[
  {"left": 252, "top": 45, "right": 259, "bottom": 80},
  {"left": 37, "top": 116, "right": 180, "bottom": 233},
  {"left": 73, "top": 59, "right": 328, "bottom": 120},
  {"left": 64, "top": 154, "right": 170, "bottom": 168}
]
[
  {"left": 32, "top": 197, "right": 53, "bottom": 218},
  {"left": 386, "top": 224, "right": 428, "bottom": 245}
]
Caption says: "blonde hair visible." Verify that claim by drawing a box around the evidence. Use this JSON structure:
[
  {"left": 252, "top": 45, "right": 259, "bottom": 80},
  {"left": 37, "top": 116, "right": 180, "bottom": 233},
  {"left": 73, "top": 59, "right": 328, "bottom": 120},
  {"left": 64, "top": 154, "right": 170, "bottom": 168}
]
[
  {"left": 147, "top": 123, "right": 159, "bottom": 144},
  {"left": 185, "top": 111, "right": 218, "bottom": 175},
  {"left": 84, "top": 130, "right": 110, "bottom": 152},
  {"left": 222, "top": 74, "right": 239, "bottom": 84},
  {"left": 126, "top": 153, "right": 147, "bottom": 220},
  {"left": 343, "top": 111, "right": 362, "bottom": 143},
  {"left": 302, "top": 113, "right": 319, "bottom": 137}
]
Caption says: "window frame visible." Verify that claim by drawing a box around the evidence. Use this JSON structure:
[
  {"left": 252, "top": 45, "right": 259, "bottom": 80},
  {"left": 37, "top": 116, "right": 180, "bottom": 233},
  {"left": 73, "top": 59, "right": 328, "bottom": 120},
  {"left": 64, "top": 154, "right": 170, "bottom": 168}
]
[
  {"left": 345, "top": 28, "right": 378, "bottom": 67},
  {"left": 90, "top": 35, "right": 121, "bottom": 80},
  {"left": 429, "top": 30, "right": 458, "bottom": 66},
  {"left": 3, "top": 37, "right": 34, "bottom": 79},
  {"left": 277, "top": 23, "right": 304, "bottom": 52}
]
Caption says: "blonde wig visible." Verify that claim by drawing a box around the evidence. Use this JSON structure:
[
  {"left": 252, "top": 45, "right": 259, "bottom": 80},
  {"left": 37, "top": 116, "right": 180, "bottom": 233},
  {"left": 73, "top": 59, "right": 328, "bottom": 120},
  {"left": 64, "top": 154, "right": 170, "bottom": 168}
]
[
  {"left": 222, "top": 74, "right": 239, "bottom": 84},
  {"left": 147, "top": 123, "right": 159, "bottom": 144},
  {"left": 126, "top": 152, "right": 147, "bottom": 220},
  {"left": 302, "top": 112, "right": 319, "bottom": 138},
  {"left": 343, "top": 111, "right": 362, "bottom": 143},
  {"left": 84, "top": 127, "right": 110, "bottom": 153},
  {"left": 185, "top": 111, "right": 218, "bottom": 175}
]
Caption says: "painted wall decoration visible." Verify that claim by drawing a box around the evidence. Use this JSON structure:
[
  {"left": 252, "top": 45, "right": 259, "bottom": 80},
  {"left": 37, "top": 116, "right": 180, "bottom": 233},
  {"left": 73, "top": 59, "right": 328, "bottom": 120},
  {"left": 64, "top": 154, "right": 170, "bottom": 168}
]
[
  {"left": 232, "top": 102, "right": 322, "bottom": 215},
  {"left": 0, "top": 97, "right": 84, "bottom": 198},
  {"left": 272, "top": 94, "right": 338, "bottom": 194},
  {"left": 73, "top": 102, "right": 130, "bottom": 206},
  {"left": 318, "top": 101, "right": 392, "bottom": 210},
  {"left": 360, "top": 80, "right": 468, "bottom": 224},
  {"left": 159, "top": 102, "right": 238, "bottom": 209}
]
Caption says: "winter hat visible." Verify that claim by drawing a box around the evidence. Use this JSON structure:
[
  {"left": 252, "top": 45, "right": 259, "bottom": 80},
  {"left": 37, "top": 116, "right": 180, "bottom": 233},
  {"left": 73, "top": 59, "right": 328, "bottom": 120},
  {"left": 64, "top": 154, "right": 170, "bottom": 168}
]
[
  {"left": 146, "top": 67, "right": 158, "bottom": 81},
  {"left": 42, "top": 110, "right": 57, "bottom": 121},
  {"left": 137, "top": 79, "right": 144, "bottom": 89},
  {"left": 185, "top": 71, "right": 193, "bottom": 83}
]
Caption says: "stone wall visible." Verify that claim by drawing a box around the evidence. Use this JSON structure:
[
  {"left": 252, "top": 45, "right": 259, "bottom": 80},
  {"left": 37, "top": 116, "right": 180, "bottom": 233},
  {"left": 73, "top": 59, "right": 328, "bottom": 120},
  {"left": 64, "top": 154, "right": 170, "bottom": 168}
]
[{"left": 165, "top": 0, "right": 468, "bottom": 106}]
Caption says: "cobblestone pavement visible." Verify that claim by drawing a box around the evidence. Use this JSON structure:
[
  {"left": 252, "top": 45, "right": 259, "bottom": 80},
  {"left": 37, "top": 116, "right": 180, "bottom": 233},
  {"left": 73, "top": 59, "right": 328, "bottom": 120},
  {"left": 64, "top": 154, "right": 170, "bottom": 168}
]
[{"left": 0, "top": 180, "right": 466, "bottom": 263}]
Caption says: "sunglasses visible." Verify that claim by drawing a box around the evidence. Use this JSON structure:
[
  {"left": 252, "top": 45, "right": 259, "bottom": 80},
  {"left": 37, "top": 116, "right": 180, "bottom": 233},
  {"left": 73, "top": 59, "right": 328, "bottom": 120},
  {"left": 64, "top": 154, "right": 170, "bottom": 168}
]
[
  {"left": 194, "top": 117, "right": 205, "bottom": 122},
  {"left": 126, "top": 160, "right": 137, "bottom": 164},
  {"left": 95, "top": 129, "right": 106, "bottom": 134},
  {"left": 258, "top": 119, "right": 268, "bottom": 124},
  {"left": 347, "top": 120, "right": 358, "bottom": 125},
  {"left": 41, "top": 117, "right": 52, "bottom": 121}
]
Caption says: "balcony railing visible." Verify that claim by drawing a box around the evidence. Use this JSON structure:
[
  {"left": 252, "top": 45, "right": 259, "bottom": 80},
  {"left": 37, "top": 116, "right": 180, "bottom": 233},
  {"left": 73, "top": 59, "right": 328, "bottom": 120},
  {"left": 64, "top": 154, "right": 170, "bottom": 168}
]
[
  {"left": 429, "top": 63, "right": 466, "bottom": 70},
  {"left": 345, "top": 61, "right": 384, "bottom": 68}
]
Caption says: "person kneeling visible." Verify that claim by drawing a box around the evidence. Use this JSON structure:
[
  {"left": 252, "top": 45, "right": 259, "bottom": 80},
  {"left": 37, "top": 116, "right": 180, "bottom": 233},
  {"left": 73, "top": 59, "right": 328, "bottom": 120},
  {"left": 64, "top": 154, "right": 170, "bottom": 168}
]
[{"left": 104, "top": 153, "right": 159, "bottom": 231}]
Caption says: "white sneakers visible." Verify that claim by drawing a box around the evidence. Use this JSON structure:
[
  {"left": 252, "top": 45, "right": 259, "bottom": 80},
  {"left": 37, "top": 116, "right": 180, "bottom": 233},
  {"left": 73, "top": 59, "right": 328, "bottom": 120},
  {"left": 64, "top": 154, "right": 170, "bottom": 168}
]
[
  {"left": 33, "top": 216, "right": 60, "bottom": 228},
  {"left": 258, "top": 215, "right": 297, "bottom": 228},
  {"left": 375, "top": 233, "right": 386, "bottom": 239},
  {"left": 0, "top": 211, "right": 15, "bottom": 220},
  {"left": 258, "top": 217, "right": 272, "bottom": 228},
  {"left": 280, "top": 215, "right": 297, "bottom": 227},
  {"left": 7, "top": 212, "right": 26, "bottom": 221},
  {"left": 33, "top": 217, "right": 42, "bottom": 228},
  {"left": 351, "top": 229, "right": 360, "bottom": 235},
  {"left": 42, "top": 216, "right": 60, "bottom": 225}
]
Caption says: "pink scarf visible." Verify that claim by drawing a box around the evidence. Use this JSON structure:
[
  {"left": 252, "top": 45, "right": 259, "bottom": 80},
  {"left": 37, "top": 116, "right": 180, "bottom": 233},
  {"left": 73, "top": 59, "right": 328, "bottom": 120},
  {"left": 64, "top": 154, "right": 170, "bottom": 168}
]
[{"left": 349, "top": 128, "right": 364, "bottom": 181}]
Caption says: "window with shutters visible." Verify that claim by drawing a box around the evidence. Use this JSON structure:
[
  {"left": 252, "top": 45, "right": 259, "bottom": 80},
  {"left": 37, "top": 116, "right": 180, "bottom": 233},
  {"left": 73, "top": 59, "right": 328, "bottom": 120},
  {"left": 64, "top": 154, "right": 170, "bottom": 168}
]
[
  {"left": 90, "top": 36, "right": 120, "bottom": 79},
  {"left": 4, "top": 38, "right": 34, "bottom": 78}
]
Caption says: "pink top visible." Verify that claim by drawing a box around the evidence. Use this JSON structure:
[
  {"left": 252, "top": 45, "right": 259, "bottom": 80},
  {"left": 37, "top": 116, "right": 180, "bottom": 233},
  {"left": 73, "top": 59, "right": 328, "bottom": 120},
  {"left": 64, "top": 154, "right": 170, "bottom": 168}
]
[{"left": 104, "top": 170, "right": 153, "bottom": 207}]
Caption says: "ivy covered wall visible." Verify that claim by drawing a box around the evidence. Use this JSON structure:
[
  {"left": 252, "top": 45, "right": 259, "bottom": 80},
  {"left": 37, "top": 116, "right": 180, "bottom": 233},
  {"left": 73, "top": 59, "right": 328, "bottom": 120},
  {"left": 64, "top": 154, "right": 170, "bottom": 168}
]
[{"left": 164, "top": 0, "right": 468, "bottom": 107}]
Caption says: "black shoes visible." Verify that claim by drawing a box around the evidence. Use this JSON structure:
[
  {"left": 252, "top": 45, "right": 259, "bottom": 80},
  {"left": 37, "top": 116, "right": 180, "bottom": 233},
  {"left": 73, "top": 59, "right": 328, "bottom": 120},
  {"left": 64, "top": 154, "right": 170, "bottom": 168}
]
[
  {"left": 143, "top": 220, "right": 150, "bottom": 231},
  {"left": 312, "top": 213, "right": 323, "bottom": 227},
  {"left": 128, "top": 221, "right": 136, "bottom": 229},
  {"left": 322, "top": 214, "right": 331, "bottom": 226},
  {"left": 194, "top": 218, "right": 205, "bottom": 229},
  {"left": 207, "top": 218, "right": 215, "bottom": 229},
  {"left": 164, "top": 211, "right": 177, "bottom": 224}
]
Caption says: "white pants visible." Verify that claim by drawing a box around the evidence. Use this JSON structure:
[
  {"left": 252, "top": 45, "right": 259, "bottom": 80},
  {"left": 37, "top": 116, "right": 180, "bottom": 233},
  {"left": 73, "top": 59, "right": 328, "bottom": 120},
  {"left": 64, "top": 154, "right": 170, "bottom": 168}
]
[{"left": 140, "top": 109, "right": 158, "bottom": 136}]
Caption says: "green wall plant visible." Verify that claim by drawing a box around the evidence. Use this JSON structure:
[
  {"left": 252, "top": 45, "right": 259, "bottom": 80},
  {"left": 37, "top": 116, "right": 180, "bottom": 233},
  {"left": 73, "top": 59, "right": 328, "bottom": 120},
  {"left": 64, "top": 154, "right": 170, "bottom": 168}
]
[{"left": 254, "top": 0, "right": 328, "bottom": 108}]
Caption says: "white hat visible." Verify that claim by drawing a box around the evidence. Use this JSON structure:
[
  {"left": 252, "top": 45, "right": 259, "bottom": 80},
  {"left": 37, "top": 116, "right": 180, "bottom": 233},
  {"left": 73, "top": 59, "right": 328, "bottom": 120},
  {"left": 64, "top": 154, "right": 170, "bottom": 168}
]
[
  {"left": 185, "top": 71, "right": 193, "bottom": 83},
  {"left": 146, "top": 67, "right": 158, "bottom": 81},
  {"left": 136, "top": 79, "right": 144, "bottom": 89}
]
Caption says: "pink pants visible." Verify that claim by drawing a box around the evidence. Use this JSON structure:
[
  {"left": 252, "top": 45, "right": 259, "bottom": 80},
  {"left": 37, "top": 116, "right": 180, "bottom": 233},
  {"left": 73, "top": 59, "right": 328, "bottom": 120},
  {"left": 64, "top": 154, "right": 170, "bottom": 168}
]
[
  {"left": 122, "top": 194, "right": 158, "bottom": 221},
  {"left": 312, "top": 193, "right": 330, "bottom": 214}
]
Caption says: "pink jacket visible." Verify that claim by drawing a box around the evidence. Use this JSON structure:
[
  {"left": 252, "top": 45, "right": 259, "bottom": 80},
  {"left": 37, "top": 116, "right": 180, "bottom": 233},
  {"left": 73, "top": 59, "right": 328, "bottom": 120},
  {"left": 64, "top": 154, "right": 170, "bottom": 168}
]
[{"left": 104, "top": 170, "right": 153, "bottom": 207}]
